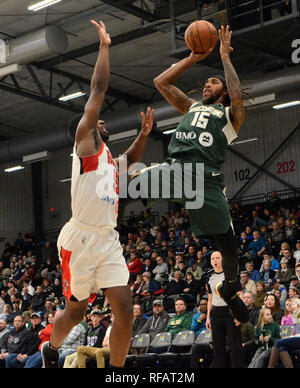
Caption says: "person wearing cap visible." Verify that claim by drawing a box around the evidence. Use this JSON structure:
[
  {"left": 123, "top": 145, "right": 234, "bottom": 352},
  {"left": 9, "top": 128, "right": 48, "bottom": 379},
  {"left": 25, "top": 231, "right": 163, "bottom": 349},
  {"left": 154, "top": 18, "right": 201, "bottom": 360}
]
[
  {"left": 289, "top": 275, "right": 300, "bottom": 292},
  {"left": 22, "top": 311, "right": 32, "bottom": 329},
  {"left": 63, "top": 309, "right": 106, "bottom": 368},
  {"left": 8, "top": 312, "right": 44, "bottom": 368},
  {"left": 136, "top": 299, "right": 169, "bottom": 340},
  {"left": 137, "top": 272, "right": 160, "bottom": 297}
]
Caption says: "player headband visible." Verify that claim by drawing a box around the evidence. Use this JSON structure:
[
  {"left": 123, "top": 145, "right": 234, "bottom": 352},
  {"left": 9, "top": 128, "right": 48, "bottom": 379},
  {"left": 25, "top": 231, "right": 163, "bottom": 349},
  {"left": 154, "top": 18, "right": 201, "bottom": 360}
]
[{"left": 211, "top": 75, "right": 227, "bottom": 88}]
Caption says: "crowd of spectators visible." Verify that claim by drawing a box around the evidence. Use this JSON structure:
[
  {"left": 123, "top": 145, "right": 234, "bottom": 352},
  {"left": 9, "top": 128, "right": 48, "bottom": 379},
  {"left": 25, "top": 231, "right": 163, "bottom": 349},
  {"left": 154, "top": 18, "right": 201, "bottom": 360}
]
[{"left": 0, "top": 190, "right": 299, "bottom": 368}]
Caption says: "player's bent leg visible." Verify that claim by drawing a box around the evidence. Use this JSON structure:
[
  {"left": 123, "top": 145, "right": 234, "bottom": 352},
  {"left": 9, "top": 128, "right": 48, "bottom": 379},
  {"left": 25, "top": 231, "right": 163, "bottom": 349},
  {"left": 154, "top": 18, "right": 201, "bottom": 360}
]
[
  {"left": 42, "top": 297, "right": 89, "bottom": 368},
  {"left": 104, "top": 286, "right": 133, "bottom": 368}
]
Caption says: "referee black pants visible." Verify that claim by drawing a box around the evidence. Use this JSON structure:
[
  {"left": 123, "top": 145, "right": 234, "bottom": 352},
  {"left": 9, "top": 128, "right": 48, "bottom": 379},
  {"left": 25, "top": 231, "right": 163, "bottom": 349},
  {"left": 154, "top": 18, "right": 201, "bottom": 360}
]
[{"left": 211, "top": 306, "right": 245, "bottom": 368}]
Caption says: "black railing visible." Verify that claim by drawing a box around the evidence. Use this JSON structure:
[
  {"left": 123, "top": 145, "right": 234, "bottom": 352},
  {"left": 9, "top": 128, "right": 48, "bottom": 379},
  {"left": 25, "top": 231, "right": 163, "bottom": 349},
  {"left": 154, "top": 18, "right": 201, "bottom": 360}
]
[{"left": 229, "top": 187, "right": 300, "bottom": 205}]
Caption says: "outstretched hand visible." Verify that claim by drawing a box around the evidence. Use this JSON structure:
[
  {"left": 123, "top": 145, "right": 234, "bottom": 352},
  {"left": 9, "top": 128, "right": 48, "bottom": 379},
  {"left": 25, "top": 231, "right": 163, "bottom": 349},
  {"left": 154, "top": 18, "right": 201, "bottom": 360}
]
[
  {"left": 91, "top": 20, "right": 111, "bottom": 47},
  {"left": 140, "top": 107, "right": 155, "bottom": 136},
  {"left": 219, "top": 24, "right": 234, "bottom": 57}
]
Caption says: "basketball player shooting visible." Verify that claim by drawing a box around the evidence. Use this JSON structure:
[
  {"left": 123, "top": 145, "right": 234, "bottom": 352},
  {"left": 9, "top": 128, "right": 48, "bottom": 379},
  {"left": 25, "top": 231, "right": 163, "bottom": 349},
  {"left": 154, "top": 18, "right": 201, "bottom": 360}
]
[
  {"left": 123, "top": 24, "right": 249, "bottom": 323},
  {"left": 153, "top": 24, "right": 248, "bottom": 322},
  {"left": 41, "top": 20, "right": 155, "bottom": 368}
]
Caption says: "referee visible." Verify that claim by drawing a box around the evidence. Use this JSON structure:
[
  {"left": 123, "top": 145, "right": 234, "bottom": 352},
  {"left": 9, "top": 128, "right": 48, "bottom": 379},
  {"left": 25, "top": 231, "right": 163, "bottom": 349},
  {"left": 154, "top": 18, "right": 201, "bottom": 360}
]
[{"left": 206, "top": 251, "right": 245, "bottom": 368}]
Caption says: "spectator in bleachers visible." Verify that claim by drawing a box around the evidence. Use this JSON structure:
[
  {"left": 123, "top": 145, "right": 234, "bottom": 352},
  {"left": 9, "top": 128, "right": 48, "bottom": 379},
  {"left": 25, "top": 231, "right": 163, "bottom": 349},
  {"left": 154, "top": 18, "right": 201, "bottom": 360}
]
[
  {"left": 132, "top": 304, "right": 147, "bottom": 337},
  {"left": 127, "top": 252, "right": 143, "bottom": 282},
  {"left": 284, "top": 219, "right": 297, "bottom": 247},
  {"left": 24, "top": 311, "right": 56, "bottom": 368},
  {"left": 63, "top": 309, "right": 106, "bottom": 368},
  {"left": 255, "top": 281, "right": 268, "bottom": 309},
  {"left": 137, "top": 272, "right": 160, "bottom": 297},
  {"left": 252, "top": 210, "right": 268, "bottom": 230},
  {"left": 152, "top": 256, "right": 168, "bottom": 285},
  {"left": 3, "top": 304, "right": 14, "bottom": 327},
  {"left": 247, "top": 231, "right": 267, "bottom": 269},
  {"left": 264, "top": 294, "right": 284, "bottom": 324},
  {"left": 0, "top": 317, "right": 9, "bottom": 346},
  {"left": 191, "top": 298, "right": 208, "bottom": 337},
  {"left": 58, "top": 320, "right": 87, "bottom": 368},
  {"left": 31, "top": 285, "right": 45, "bottom": 312},
  {"left": 0, "top": 315, "right": 31, "bottom": 368},
  {"left": 165, "top": 298, "right": 193, "bottom": 338},
  {"left": 296, "top": 263, "right": 300, "bottom": 281},
  {"left": 288, "top": 287, "right": 300, "bottom": 300},
  {"left": 269, "top": 279, "right": 287, "bottom": 306},
  {"left": 9, "top": 312, "right": 43, "bottom": 368},
  {"left": 140, "top": 292, "right": 154, "bottom": 316},
  {"left": 260, "top": 258, "right": 277, "bottom": 286},
  {"left": 276, "top": 258, "right": 295, "bottom": 290},
  {"left": 242, "top": 291, "right": 260, "bottom": 326},
  {"left": 186, "top": 261, "right": 203, "bottom": 281},
  {"left": 269, "top": 222, "right": 285, "bottom": 257},
  {"left": 130, "top": 275, "right": 143, "bottom": 297},
  {"left": 240, "top": 271, "right": 257, "bottom": 296},
  {"left": 248, "top": 307, "right": 281, "bottom": 368},
  {"left": 245, "top": 261, "right": 261, "bottom": 283},
  {"left": 281, "top": 299, "right": 295, "bottom": 326},
  {"left": 166, "top": 271, "right": 187, "bottom": 299},
  {"left": 293, "top": 241, "right": 300, "bottom": 263},
  {"left": 137, "top": 299, "right": 169, "bottom": 340},
  {"left": 282, "top": 249, "right": 296, "bottom": 269},
  {"left": 289, "top": 275, "right": 300, "bottom": 292},
  {"left": 260, "top": 252, "right": 280, "bottom": 273}
]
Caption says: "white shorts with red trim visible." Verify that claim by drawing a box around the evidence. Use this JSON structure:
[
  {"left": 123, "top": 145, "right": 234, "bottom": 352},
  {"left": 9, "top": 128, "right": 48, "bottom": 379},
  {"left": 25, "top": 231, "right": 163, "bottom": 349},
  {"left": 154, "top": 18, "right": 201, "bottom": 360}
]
[{"left": 57, "top": 218, "right": 129, "bottom": 302}]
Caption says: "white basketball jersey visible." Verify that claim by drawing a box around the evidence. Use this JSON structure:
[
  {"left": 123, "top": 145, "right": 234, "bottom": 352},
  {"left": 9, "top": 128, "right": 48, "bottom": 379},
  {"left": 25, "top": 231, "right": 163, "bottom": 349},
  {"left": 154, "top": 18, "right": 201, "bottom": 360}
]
[{"left": 71, "top": 142, "right": 119, "bottom": 228}]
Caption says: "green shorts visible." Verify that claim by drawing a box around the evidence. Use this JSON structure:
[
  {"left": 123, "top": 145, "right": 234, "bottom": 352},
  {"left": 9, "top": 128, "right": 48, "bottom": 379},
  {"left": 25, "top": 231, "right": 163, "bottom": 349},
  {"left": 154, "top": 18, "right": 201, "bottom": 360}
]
[{"left": 127, "top": 160, "right": 232, "bottom": 236}]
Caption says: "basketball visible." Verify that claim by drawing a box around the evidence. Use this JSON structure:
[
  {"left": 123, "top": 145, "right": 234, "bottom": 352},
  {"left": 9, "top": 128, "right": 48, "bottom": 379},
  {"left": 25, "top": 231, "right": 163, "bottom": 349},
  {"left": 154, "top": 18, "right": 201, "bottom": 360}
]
[{"left": 185, "top": 20, "right": 218, "bottom": 54}]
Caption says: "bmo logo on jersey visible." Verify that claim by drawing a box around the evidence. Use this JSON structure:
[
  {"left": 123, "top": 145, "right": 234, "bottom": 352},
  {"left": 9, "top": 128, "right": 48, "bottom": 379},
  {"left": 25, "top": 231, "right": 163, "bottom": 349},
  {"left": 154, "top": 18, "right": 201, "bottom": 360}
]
[
  {"left": 199, "top": 132, "right": 213, "bottom": 147},
  {"left": 176, "top": 132, "right": 196, "bottom": 140}
]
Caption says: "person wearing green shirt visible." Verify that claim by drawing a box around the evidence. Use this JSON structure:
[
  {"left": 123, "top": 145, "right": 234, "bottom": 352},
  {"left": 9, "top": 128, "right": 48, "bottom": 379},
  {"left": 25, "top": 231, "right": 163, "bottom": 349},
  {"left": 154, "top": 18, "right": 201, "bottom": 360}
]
[
  {"left": 248, "top": 307, "right": 281, "bottom": 368},
  {"left": 123, "top": 26, "right": 249, "bottom": 324},
  {"left": 165, "top": 298, "right": 192, "bottom": 338}
]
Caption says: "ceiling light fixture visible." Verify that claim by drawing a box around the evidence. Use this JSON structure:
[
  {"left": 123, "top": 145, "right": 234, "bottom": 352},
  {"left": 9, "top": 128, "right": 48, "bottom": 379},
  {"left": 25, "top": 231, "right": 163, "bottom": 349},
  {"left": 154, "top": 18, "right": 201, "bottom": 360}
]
[
  {"left": 5, "top": 166, "right": 24, "bottom": 173},
  {"left": 59, "top": 91, "right": 86, "bottom": 102},
  {"left": 28, "top": 0, "right": 62, "bottom": 12},
  {"left": 273, "top": 100, "right": 300, "bottom": 109}
]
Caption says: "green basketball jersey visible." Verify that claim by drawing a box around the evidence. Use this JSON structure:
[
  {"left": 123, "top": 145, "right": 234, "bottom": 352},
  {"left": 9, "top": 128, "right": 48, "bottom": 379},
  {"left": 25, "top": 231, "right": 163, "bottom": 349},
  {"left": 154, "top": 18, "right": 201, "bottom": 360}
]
[{"left": 168, "top": 102, "right": 237, "bottom": 172}]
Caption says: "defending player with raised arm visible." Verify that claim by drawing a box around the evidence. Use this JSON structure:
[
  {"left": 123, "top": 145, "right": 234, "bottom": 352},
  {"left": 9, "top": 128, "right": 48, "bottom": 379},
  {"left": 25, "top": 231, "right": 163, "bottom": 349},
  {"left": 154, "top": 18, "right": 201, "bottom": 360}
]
[
  {"left": 41, "top": 20, "right": 155, "bottom": 369},
  {"left": 75, "top": 20, "right": 111, "bottom": 158},
  {"left": 152, "top": 24, "right": 249, "bottom": 322}
]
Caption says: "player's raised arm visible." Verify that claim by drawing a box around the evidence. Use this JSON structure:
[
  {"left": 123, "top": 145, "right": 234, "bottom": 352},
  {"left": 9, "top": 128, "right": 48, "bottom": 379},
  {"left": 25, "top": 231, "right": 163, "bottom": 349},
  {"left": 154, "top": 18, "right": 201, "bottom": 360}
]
[
  {"left": 114, "top": 107, "right": 155, "bottom": 171},
  {"left": 153, "top": 50, "right": 212, "bottom": 115},
  {"left": 76, "top": 20, "right": 111, "bottom": 155},
  {"left": 219, "top": 25, "right": 246, "bottom": 135}
]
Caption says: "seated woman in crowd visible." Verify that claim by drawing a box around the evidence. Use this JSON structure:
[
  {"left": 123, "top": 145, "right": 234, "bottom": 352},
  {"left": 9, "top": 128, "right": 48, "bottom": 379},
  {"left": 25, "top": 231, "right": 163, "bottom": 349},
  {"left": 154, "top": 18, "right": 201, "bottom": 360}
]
[{"left": 264, "top": 294, "right": 284, "bottom": 324}]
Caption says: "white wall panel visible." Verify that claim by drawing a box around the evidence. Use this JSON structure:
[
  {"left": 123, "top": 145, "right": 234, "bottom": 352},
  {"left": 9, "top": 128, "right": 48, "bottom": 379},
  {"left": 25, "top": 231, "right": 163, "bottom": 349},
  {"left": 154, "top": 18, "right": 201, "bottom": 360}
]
[
  {"left": 223, "top": 88, "right": 300, "bottom": 200},
  {"left": 0, "top": 161, "right": 34, "bottom": 250}
]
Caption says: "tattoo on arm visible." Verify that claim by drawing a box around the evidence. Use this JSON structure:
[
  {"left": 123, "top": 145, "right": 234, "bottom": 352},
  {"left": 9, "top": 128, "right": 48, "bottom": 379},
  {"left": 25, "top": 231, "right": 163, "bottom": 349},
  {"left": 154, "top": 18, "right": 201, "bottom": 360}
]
[{"left": 159, "top": 84, "right": 195, "bottom": 115}]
